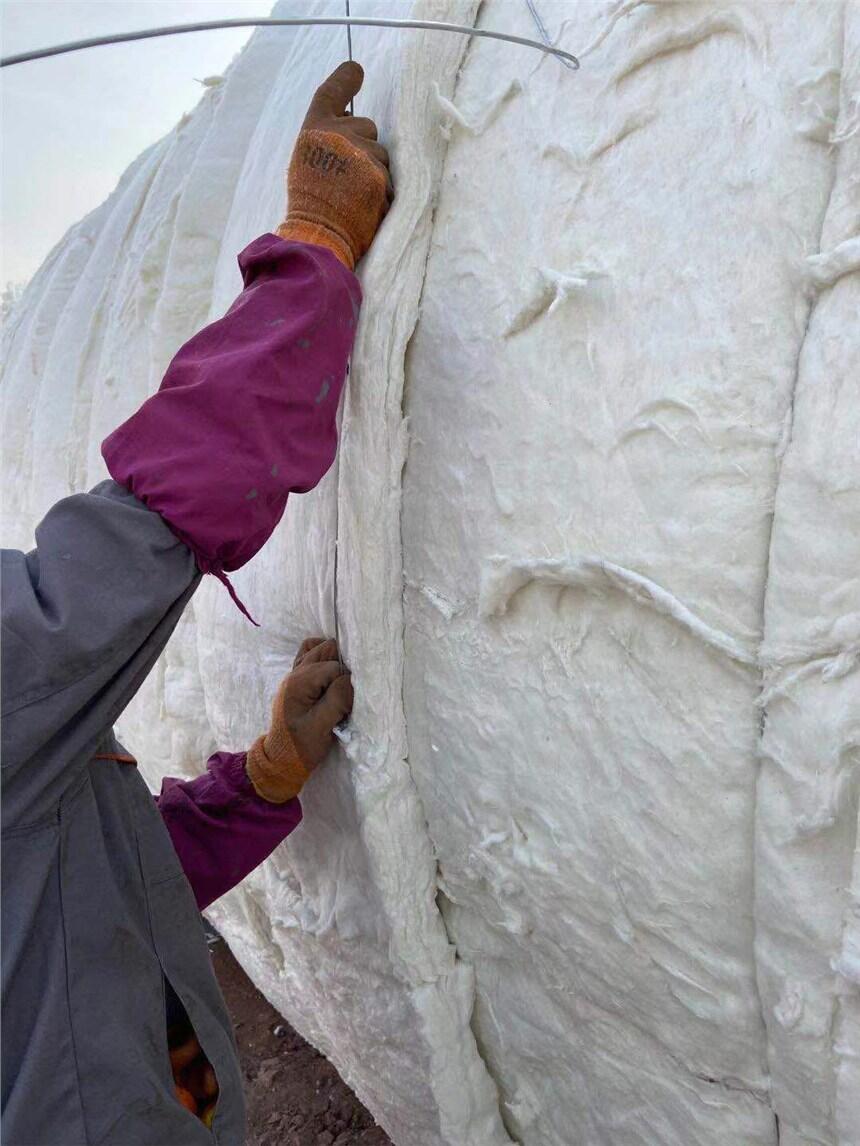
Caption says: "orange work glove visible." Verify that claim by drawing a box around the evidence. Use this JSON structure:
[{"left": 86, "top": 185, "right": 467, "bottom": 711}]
[
  {"left": 245, "top": 638, "right": 354, "bottom": 803},
  {"left": 276, "top": 61, "right": 393, "bottom": 270}
]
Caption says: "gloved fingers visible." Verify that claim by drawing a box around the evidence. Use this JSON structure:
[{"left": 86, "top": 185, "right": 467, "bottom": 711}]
[
  {"left": 285, "top": 660, "right": 344, "bottom": 706},
  {"left": 283, "top": 63, "right": 392, "bottom": 266},
  {"left": 293, "top": 636, "right": 327, "bottom": 667},
  {"left": 348, "top": 116, "right": 378, "bottom": 141},
  {"left": 366, "top": 159, "right": 394, "bottom": 210},
  {"left": 306, "top": 672, "right": 354, "bottom": 738},
  {"left": 354, "top": 150, "right": 392, "bottom": 207},
  {"left": 361, "top": 139, "right": 389, "bottom": 168},
  {"left": 294, "top": 637, "right": 338, "bottom": 668},
  {"left": 307, "top": 60, "right": 364, "bottom": 121}
]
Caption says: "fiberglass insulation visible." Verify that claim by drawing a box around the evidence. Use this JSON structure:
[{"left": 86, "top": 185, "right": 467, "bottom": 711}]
[{"left": 2, "top": 2, "right": 859, "bottom": 1143}]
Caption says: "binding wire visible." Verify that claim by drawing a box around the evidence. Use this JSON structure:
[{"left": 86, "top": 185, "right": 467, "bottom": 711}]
[
  {"left": 331, "top": 0, "right": 353, "bottom": 674},
  {"left": 345, "top": 0, "right": 355, "bottom": 113},
  {"left": 524, "top": 0, "right": 579, "bottom": 71},
  {"left": 0, "top": 16, "right": 579, "bottom": 69}
]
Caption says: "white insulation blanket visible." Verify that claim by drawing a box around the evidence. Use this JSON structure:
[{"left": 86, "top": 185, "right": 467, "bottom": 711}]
[{"left": 2, "top": 2, "right": 859, "bottom": 1143}]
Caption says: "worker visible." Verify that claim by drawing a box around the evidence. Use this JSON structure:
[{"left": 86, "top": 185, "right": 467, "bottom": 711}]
[{"left": 1, "top": 61, "right": 390, "bottom": 1145}]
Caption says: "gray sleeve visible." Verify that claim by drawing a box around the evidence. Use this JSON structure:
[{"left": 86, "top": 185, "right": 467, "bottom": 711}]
[{"left": 1, "top": 481, "right": 200, "bottom": 825}]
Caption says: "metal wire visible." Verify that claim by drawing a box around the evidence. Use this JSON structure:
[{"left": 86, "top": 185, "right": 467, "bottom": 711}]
[
  {"left": 332, "top": 0, "right": 352, "bottom": 671},
  {"left": 332, "top": 385, "right": 341, "bottom": 669},
  {"left": 345, "top": 0, "right": 354, "bottom": 84},
  {"left": 0, "top": 16, "right": 579, "bottom": 69},
  {"left": 524, "top": 0, "right": 579, "bottom": 71},
  {"left": 345, "top": 0, "right": 355, "bottom": 114}
]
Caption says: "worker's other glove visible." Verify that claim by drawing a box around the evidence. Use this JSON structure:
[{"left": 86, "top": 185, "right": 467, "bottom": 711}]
[
  {"left": 246, "top": 638, "right": 353, "bottom": 803},
  {"left": 277, "top": 61, "right": 393, "bottom": 270}
]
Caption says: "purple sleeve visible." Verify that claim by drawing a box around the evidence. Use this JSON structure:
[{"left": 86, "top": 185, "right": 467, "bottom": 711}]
[
  {"left": 157, "top": 751, "right": 302, "bottom": 911},
  {"left": 102, "top": 234, "right": 361, "bottom": 589}
]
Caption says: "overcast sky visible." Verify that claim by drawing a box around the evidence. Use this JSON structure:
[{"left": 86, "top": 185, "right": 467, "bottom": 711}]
[{"left": 1, "top": 1, "right": 262, "bottom": 287}]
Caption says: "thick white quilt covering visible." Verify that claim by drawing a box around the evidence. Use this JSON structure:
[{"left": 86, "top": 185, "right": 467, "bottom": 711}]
[{"left": 2, "top": 3, "right": 858, "bottom": 1143}]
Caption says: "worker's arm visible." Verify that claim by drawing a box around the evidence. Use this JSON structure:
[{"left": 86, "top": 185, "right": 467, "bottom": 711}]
[
  {"left": 101, "top": 235, "right": 357, "bottom": 605},
  {"left": 1, "top": 235, "right": 353, "bottom": 819},
  {"left": 102, "top": 62, "right": 389, "bottom": 599},
  {"left": 155, "top": 752, "right": 302, "bottom": 912},
  {"left": 1, "top": 65, "right": 386, "bottom": 822},
  {"left": 1, "top": 483, "right": 200, "bottom": 823},
  {"left": 156, "top": 639, "right": 352, "bottom": 910},
  {"left": 2, "top": 222, "right": 355, "bottom": 818}
]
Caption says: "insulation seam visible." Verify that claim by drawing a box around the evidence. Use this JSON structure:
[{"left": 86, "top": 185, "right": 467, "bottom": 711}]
[{"left": 750, "top": 6, "right": 849, "bottom": 1143}]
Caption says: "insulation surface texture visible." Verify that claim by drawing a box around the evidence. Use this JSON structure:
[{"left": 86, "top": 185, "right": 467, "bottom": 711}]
[{"left": 2, "top": 2, "right": 859, "bottom": 1144}]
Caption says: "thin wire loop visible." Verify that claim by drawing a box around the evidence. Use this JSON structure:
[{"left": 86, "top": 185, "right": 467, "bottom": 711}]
[
  {"left": 0, "top": 16, "right": 579, "bottom": 69},
  {"left": 524, "top": 0, "right": 579, "bottom": 71}
]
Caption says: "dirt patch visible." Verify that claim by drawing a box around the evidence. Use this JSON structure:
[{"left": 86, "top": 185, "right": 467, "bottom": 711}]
[{"left": 210, "top": 931, "right": 392, "bottom": 1146}]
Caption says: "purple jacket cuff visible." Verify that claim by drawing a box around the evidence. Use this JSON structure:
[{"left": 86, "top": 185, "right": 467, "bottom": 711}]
[
  {"left": 102, "top": 235, "right": 361, "bottom": 584},
  {"left": 157, "top": 751, "right": 302, "bottom": 911}
]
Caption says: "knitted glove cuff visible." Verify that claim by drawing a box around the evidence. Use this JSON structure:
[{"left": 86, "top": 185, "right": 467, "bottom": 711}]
[
  {"left": 246, "top": 722, "right": 310, "bottom": 805},
  {"left": 276, "top": 219, "right": 353, "bottom": 270}
]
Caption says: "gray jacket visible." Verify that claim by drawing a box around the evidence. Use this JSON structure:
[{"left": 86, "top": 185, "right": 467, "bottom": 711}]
[{"left": 2, "top": 482, "right": 245, "bottom": 1145}]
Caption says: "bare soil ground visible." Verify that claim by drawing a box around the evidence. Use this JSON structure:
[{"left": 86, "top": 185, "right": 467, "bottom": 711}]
[{"left": 210, "top": 932, "right": 392, "bottom": 1146}]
